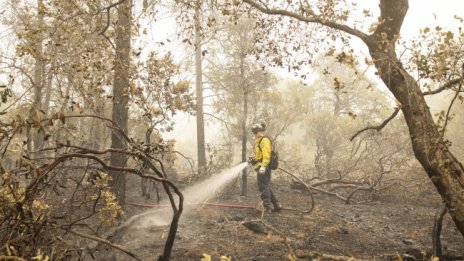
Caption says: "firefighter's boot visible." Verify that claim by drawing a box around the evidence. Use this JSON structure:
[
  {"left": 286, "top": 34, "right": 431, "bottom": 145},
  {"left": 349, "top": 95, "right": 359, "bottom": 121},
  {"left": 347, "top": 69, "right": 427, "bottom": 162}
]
[{"left": 273, "top": 201, "right": 282, "bottom": 212}]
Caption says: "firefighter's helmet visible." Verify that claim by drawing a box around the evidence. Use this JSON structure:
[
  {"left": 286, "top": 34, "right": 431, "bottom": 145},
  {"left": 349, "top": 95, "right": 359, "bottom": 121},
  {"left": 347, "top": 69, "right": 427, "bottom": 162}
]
[{"left": 251, "top": 122, "right": 266, "bottom": 134}]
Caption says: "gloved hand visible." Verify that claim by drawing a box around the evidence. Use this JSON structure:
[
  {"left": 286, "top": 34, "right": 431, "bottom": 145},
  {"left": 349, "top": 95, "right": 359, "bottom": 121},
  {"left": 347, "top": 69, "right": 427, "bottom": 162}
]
[
  {"left": 258, "top": 166, "right": 266, "bottom": 174},
  {"left": 248, "top": 157, "right": 257, "bottom": 165}
]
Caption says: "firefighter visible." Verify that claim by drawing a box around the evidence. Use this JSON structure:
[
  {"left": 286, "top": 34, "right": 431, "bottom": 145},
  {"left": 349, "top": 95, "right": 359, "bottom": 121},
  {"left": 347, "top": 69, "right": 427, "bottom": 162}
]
[{"left": 249, "top": 122, "right": 282, "bottom": 212}]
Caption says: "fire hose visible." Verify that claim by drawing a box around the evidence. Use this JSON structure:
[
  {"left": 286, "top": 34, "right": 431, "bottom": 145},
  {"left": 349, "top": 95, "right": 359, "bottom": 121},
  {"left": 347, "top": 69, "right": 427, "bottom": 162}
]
[{"left": 277, "top": 167, "right": 315, "bottom": 214}]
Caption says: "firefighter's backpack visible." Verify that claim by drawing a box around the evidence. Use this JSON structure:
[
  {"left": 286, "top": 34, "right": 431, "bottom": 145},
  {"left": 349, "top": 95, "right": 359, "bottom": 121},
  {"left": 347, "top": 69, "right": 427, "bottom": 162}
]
[{"left": 259, "top": 137, "right": 279, "bottom": 170}]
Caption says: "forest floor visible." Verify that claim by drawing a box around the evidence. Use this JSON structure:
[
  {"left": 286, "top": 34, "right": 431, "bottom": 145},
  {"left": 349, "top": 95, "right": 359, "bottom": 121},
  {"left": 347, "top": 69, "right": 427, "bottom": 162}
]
[{"left": 92, "top": 169, "right": 464, "bottom": 261}]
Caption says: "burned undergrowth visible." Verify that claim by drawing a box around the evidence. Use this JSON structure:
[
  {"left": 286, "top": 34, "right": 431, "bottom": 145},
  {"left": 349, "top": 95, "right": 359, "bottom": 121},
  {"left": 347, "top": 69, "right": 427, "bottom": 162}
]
[{"left": 102, "top": 168, "right": 464, "bottom": 261}]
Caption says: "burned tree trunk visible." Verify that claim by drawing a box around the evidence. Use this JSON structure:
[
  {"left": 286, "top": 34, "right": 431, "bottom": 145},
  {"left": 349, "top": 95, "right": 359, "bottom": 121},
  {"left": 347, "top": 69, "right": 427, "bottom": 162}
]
[
  {"left": 364, "top": 0, "right": 464, "bottom": 237},
  {"left": 32, "top": 0, "right": 45, "bottom": 151},
  {"left": 240, "top": 51, "right": 248, "bottom": 196},
  {"left": 110, "top": 0, "right": 132, "bottom": 205},
  {"left": 194, "top": 2, "right": 207, "bottom": 176}
]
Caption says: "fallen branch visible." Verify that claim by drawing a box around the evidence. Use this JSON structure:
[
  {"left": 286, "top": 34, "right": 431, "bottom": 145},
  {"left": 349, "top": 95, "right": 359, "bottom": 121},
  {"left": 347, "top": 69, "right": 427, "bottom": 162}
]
[
  {"left": 66, "top": 229, "right": 141, "bottom": 261},
  {"left": 290, "top": 179, "right": 364, "bottom": 204},
  {"left": 287, "top": 176, "right": 360, "bottom": 203},
  {"left": 345, "top": 167, "right": 390, "bottom": 204},
  {"left": 309, "top": 184, "right": 362, "bottom": 204}
]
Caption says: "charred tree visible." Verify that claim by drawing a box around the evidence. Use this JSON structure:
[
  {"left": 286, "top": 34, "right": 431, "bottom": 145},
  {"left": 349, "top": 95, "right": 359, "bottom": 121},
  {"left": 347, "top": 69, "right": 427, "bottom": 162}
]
[
  {"left": 240, "top": 52, "right": 248, "bottom": 196},
  {"left": 194, "top": 1, "right": 207, "bottom": 176},
  {"left": 32, "top": 0, "right": 45, "bottom": 151},
  {"left": 110, "top": 0, "right": 132, "bottom": 205}
]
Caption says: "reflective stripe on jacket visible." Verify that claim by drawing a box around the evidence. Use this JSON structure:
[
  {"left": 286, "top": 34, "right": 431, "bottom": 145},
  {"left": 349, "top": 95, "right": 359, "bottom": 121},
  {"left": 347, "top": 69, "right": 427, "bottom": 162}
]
[{"left": 254, "top": 136, "right": 272, "bottom": 168}]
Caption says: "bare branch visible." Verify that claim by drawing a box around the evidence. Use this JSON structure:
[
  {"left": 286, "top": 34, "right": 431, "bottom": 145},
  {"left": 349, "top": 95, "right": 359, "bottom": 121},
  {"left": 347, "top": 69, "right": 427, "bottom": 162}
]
[
  {"left": 204, "top": 112, "right": 231, "bottom": 125},
  {"left": 100, "top": 0, "right": 127, "bottom": 12},
  {"left": 173, "top": 150, "right": 196, "bottom": 176},
  {"left": 441, "top": 82, "right": 462, "bottom": 136},
  {"left": 98, "top": 10, "right": 116, "bottom": 50},
  {"left": 0, "top": 85, "right": 34, "bottom": 114},
  {"left": 242, "top": 0, "right": 369, "bottom": 41},
  {"left": 350, "top": 107, "right": 401, "bottom": 141},
  {"left": 422, "top": 78, "right": 463, "bottom": 96},
  {"left": 63, "top": 114, "right": 132, "bottom": 143}
]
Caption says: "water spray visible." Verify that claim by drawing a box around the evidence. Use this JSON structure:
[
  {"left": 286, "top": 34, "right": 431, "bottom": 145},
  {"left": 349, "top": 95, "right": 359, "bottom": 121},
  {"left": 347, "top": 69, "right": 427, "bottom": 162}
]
[
  {"left": 122, "top": 162, "right": 249, "bottom": 229},
  {"left": 122, "top": 162, "right": 316, "bottom": 233},
  {"left": 127, "top": 164, "right": 315, "bottom": 215}
]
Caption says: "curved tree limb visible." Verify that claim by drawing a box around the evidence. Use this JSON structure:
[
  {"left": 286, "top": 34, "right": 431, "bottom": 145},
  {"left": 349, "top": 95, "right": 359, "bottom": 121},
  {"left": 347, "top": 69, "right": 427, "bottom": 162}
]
[
  {"left": 63, "top": 114, "right": 131, "bottom": 144},
  {"left": 98, "top": 10, "right": 116, "bottom": 49},
  {"left": 441, "top": 82, "right": 462, "bottom": 136},
  {"left": 173, "top": 150, "right": 196, "bottom": 176},
  {"left": 350, "top": 107, "right": 400, "bottom": 141},
  {"left": 242, "top": 0, "right": 369, "bottom": 41},
  {"left": 422, "top": 78, "right": 462, "bottom": 96},
  {"left": 99, "top": 0, "right": 127, "bottom": 12}
]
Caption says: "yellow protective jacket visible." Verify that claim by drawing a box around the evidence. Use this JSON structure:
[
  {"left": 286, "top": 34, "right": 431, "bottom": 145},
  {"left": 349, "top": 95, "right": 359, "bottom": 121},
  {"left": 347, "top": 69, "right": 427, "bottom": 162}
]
[{"left": 254, "top": 136, "right": 272, "bottom": 168}]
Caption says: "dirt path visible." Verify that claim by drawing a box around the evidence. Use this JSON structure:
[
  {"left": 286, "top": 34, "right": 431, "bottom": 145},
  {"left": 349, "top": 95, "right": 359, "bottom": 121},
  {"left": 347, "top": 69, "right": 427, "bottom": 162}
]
[{"left": 92, "top": 173, "right": 464, "bottom": 261}]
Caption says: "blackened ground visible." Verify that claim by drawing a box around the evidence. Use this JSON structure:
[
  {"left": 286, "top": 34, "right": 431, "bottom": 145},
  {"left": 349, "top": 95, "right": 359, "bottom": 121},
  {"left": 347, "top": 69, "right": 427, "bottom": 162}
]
[{"left": 96, "top": 171, "right": 464, "bottom": 261}]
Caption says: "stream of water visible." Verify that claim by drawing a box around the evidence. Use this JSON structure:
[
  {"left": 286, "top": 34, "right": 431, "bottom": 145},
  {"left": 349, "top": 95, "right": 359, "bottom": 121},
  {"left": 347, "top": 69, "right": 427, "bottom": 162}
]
[{"left": 121, "top": 162, "right": 249, "bottom": 229}]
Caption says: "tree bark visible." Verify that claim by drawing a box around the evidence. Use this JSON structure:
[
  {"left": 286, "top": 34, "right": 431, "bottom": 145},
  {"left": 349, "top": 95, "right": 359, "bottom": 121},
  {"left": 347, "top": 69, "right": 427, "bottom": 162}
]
[
  {"left": 110, "top": 0, "right": 132, "bottom": 205},
  {"left": 194, "top": 2, "right": 207, "bottom": 176}
]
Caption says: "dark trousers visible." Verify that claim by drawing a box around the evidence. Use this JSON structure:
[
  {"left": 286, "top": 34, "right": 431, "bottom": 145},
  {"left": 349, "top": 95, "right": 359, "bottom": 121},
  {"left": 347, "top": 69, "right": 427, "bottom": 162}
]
[{"left": 256, "top": 168, "right": 278, "bottom": 208}]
